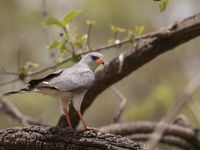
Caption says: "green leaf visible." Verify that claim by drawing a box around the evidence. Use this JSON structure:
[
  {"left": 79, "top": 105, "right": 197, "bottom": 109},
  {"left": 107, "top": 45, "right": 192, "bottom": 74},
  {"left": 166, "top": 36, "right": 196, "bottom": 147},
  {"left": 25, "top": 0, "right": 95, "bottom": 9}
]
[
  {"left": 48, "top": 41, "right": 60, "bottom": 50},
  {"left": 110, "top": 25, "right": 126, "bottom": 33},
  {"left": 25, "top": 62, "right": 39, "bottom": 69},
  {"left": 128, "top": 31, "right": 135, "bottom": 42},
  {"left": 63, "top": 34, "right": 71, "bottom": 40},
  {"left": 71, "top": 54, "right": 81, "bottom": 63},
  {"left": 19, "top": 66, "right": 28, "bottom": 76},
  {"left": 43, "top": 18, "right": 63, "bottom": 28},
  {"left": 110, "top": 25, "right": 117, "bottom": 32},
  {"left": 159, "top": 0, "right": 170, "bottom": 12},
  {"left": 63, "top": 10, "right": 82, "bottom": 25},
  {"left": 73, "top": 33, "right": 87, "bottom": 48},
  {"left": 56, "top": 57, "right": 63, "bottom": 64},
  {"left": 80, "top": 34, "right": 88, "bottom": 44},
  {"left": 118, "top": 28, "right": 126, "bottom": 32},
  {"left": 135, "top": 26, "right": 144, "bottom": 36},
  {"left": 108, "top": 39, "right": 115, "bottom": 44},
  {"left": 74, "top": 33, "right": 82, "bottom": 42},
  {"left": 58, "top": 44, "right": 67, "bottom": 53},
  {"left": 19, "top": 62, "right": 38, "bottom": 76},
  {"left": 86, "top": 20, "right": 96, "bottom": 25}
]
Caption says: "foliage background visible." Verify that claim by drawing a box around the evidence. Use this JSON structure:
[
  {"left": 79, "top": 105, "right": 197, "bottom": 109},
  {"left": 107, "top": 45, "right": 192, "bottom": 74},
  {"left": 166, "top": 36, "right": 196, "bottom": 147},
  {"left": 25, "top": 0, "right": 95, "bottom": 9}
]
[{"left": 0, "top": 1, "right": 200, "bottom": 149}]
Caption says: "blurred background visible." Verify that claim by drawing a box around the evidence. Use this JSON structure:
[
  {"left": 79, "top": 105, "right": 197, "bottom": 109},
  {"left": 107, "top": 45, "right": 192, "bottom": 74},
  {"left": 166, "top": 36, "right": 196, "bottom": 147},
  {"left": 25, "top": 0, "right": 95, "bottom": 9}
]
[{"left": 0, "top": 0, "right": 200, "bottom": 149}]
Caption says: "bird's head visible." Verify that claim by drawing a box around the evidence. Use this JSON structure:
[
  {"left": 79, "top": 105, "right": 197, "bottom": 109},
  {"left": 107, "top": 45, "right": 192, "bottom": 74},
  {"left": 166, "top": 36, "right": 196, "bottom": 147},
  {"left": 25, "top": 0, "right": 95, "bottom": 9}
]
[{"left": 80, "top": 52, "right": 104, "bottom": 71}]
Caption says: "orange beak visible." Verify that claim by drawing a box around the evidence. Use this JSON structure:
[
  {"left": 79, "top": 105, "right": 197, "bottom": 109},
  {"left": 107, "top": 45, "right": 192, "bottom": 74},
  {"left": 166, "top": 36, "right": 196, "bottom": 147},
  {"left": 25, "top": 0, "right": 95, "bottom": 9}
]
[{"left": 96, "top": 57, "right": 104, "bottom": 65}]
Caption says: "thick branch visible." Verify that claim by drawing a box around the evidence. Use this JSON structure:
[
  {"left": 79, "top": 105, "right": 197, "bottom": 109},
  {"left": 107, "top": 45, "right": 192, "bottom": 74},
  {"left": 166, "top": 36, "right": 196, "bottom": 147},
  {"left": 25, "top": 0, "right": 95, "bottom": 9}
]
[
  {"left": 0, "top": 126, "right": 158, "bottom": 150},
  {"left": 58, "top": 12, "right": 200, "bottom": 128},
  {"left": 100, "top": 121, "right": 200, "bottom": 150}
]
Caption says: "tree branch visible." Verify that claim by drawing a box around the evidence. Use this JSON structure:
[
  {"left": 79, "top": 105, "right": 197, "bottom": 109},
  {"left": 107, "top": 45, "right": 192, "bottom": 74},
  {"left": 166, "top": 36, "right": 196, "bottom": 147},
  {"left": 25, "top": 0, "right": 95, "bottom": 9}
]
[
  {"left": 0, "top": 126, "right": 158, "bottom": 150},
  {"left": 100, "top": 121, "right": 200, "bottom": 150},
  {"left": 147, "top": 71, "right": 200, "bottom": 146},
  {"left": 57, "top": 12, "right": 200, "bottom": 128},
  {"left": 0, "top": 77, "right": 19, "bottom": 86},
  {"left": 0, "top": 97, "right": 50, "bottom": 126},
  {"left": 110, "top": 86, "right": 127, "bottom": 123}
]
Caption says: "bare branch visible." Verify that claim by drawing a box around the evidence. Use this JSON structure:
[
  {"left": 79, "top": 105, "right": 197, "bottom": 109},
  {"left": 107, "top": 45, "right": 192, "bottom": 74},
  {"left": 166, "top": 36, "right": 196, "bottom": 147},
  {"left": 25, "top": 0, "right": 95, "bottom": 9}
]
[
  {"left": 172, "top": 114, "right": 191, "bottom": 127},
  {"left": 17, "top": 46, "right": 22, "bottom": 69},
  {"left": 0, "top": 77, "right": 19, "bottom": 86},
  {"left": 0, "top": 67, "right": 18, "bottom": 75},
  {"left": 189, "top": 98, "right": 200, "bottom": 125},
  {"left": 147, "top": 71, "right": 200, "bottom": 146},
  {"left": 128, "top": 134, "right": 195, "bottom": 150},
  {"left": 0, "top": 38, "right": 131, "bottom": 87},
  {"left": 28, "top": 56, "right": 71, "bottom": 76},
  {"left": 41, "top": 0, "right": 56, "bottom": 64},
  {"left": 0, "top": 97, "right": 50, "bottom": 126},
  {"left": 110, "top": 86, "right": 127, "bottom": 123},
  {"left": 27, "top": 39, "right": 131, "bottom": 77},
  {"left": 86, "top": 24, "right": 93, "bottom": 50},
  {"left": 100, "top": 121, "right": 200, "bottom": 150}
]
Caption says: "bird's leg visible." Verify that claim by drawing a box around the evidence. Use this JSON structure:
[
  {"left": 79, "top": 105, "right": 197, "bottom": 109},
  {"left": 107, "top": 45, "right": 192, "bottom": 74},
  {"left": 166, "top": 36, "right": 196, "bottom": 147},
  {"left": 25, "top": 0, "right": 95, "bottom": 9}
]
[
  {"left": 63, "top": 107, "right": 72, "bottom": 128},
  {"left": 75, "top": 110, "right": 99, "bottom": 131}
]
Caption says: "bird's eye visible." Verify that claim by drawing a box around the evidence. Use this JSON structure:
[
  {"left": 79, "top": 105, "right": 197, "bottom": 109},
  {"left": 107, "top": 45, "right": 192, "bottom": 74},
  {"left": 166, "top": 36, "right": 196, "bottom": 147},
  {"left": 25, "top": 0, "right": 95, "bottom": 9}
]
[{"left": 91, "top": 55, "right": 99, "bottom": 60}]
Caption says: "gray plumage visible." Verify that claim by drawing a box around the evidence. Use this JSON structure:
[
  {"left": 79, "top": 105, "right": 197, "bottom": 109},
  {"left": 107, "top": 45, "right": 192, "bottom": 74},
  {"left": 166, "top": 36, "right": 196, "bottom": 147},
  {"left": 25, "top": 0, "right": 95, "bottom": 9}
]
[
  {"left": 4, "top": 52, "right": 104, "bottom": 96},
  {"left": 3, "top": 52, "right": 104, "bottom": 128}
]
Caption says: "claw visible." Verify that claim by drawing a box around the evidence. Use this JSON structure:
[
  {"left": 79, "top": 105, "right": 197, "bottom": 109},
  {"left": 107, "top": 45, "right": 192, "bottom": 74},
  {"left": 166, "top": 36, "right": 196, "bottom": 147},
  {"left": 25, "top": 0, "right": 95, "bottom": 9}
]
[{"left": 80, "top": 127, "right": 100, "bottom": 132}]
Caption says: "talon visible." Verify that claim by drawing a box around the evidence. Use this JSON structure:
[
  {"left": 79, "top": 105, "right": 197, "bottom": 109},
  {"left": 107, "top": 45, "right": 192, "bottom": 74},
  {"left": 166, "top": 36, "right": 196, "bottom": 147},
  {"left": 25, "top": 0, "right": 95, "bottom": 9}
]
[{"left": 80, "top": 127, "right": 100, "bottom": 132}]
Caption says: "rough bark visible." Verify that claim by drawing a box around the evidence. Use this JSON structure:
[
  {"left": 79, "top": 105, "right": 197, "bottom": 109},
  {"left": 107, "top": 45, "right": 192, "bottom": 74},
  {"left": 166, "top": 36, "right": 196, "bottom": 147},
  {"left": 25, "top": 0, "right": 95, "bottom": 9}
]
[
  {"left": 0, "top": 126, "right": 158, "bottom": 150},
  {"left": 57, "top": 12, "right": 200, "bottom": 128}
]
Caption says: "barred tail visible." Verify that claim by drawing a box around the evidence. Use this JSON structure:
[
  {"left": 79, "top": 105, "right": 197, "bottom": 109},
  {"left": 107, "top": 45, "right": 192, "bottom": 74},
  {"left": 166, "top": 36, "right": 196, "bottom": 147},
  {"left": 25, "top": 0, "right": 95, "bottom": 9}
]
[{"left": 3, "top": 88, "right": 31, "bottom": 96}]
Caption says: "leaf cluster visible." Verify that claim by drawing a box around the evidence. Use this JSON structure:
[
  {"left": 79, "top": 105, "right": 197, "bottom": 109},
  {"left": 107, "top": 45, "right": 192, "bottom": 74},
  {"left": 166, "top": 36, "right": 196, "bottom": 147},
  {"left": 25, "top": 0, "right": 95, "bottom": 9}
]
[
  {"left": 44, "top": 10, "right": 86, "bottom": 63},
  {"left": 19, "top": 62, "right": 38, "bottom": 77},
  {"left": 108, "top": 25, "right": 145, "bottom": 44},
  {"left": 43, "top": 10, "right": 146, "bottom": 63}
]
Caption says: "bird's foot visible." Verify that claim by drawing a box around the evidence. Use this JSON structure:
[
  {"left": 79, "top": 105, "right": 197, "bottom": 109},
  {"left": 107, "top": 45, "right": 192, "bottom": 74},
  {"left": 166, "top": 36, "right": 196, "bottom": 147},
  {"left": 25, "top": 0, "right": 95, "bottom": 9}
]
[{"left": 80, "top": 126, "right": 100, "bottom": 132}]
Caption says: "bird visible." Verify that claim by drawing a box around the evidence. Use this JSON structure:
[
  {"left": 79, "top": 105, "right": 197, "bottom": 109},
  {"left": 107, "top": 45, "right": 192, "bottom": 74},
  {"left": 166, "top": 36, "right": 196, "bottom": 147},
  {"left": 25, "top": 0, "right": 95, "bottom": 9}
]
[{"left": 3, "top": 52, "right": 104, "bottom": 130}]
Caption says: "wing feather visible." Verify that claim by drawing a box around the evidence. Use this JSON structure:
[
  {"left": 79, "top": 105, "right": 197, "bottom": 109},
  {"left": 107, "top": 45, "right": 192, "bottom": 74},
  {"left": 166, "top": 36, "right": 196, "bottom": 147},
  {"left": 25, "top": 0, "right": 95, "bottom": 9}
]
[
  {"left": 27, "top": 69, "right": 64, "bottom": 89},
  {"left": 28, "top": 64, "right": 95, "bottom": 92},
  {"left": 48, "top": 68, "right": 95, "bottom": 92}
]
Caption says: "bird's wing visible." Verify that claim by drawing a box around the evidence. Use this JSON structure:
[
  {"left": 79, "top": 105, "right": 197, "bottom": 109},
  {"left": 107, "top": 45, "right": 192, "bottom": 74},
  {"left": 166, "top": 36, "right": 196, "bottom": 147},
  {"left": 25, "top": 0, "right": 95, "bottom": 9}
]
[
  {"left": 27, "top": 69, "right": 64, "bottom": 89},
  {"left": 46, "top": 66, "right": 95, "bottom": 92}
]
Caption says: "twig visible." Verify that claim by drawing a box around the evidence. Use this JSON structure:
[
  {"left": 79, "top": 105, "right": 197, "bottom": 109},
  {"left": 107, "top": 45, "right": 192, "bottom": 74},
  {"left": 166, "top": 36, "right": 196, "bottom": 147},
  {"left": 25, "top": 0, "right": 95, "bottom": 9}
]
[
  {"left": 0, "top": 77, "right": 19, "bottom": 86},
  {"left": 0, "top": 67, "right": 18, "bottom": 75},
  {"left": 41, "top": 0, "right": 56, "bottom": 64},
  {"left": 147, "top": 72, "right": 200, "bottom": 146},
  {"left": 0, "top": 34, "right": 150, "bottom": 86},
  {"left": 28, "top": 56, "right": 71, "bottom": 76},
  {"left": 26, "top": 39, "right": 131, "bottom": 77},
  {"left": 17, "top": 46, "right": 22, "bottom": 69},
  {"left": 87, "top": 24, "right": 92, "bottom": 50},
  {"left": 0, "top": 97, "right": 50, "bottom": 126},
  {"left": 110, "top": 86, "right": 127, "bottom": 123},
  {"left": 0, "top": 38, "right": 131, "bottom": 87},
  {"left": 127, "top": 134, "right": 195, "bottom": 150},
  {"left": 100, "top": 121, "right": 200, "bottom": 150},
  {"left": 172, "top": 114, "right": 191, "bottom": 127},
  {"left": 189, "top": 97, "right": 200, "bottom": 125}
]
